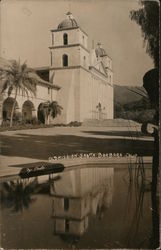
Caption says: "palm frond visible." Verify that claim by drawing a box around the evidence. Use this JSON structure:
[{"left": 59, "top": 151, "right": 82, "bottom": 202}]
[
  {"left": 23, "top": 79, "right": 37, "bottom": 97},
  {"left": 8, "top": 86, "right": 14, "bottom": 96},
  {"left": 18, "top": 86, "right": 28, "bottom": 98},
  {"left": 1, "top": 80, "right": 10, "bottom": 93},
  {"left": 0, "top": 68, "right": 15, "bottom": 76},
  {"left": 1, "top": 58, "right": 39, "bottom": 125},
  {"left": 49, "top": 101, "right": 63, "bottom": 118},
  {"left": 21, "top": 62, "right": 28, "bottom": 72},
  {"left": 7, "top": 60, "right": 18, "bottom": 72}
]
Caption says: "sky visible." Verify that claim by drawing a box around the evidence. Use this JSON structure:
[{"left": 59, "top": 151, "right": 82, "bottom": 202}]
[{"left": 0, "top": 0, "right": 153, "bottom": 86}]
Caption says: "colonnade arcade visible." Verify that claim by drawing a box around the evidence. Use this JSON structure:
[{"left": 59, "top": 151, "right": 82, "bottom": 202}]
[{"left": 1, "top": 97, "right": 45, "bottom": 124}]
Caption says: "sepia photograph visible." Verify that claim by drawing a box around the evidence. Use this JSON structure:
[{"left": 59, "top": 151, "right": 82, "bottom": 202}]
[{"left": 0, "top": 0, "right": 160, "bottom": 249}]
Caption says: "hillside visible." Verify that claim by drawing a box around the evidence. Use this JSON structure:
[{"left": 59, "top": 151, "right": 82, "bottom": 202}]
[{"left": 114, "top": 85, "right": 146, "bottom": 105}]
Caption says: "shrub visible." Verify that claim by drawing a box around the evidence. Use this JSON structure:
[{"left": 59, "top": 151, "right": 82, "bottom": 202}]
[
  {"left": 121, "top": 109, "right": 155, "bottom": 124},
  {"left": 68, "top": 121, "right": 82, "bottom": 127}
]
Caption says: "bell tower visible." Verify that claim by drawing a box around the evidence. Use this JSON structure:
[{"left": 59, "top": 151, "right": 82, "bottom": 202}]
[
  {"left": 48, "top": 13, "right": 113, "bottom": 124},
  {"left": 49, "top": 13, "right": 90, "bottom": 123},
  {"left": 49, "top": 12, "right": 89, "bottom": 70}
]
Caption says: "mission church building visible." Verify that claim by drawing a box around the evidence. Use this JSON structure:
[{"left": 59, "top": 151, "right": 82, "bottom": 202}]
[
  {"left": 47, "top": 11, "right": 113, "bottom": 124},
  {"left": 0, "top": 12, "right": 113, "bottom": 125}
]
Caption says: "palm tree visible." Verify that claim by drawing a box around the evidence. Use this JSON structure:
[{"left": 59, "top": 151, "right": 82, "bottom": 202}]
[
  {"left": 0, "top": 179, "right": 37, "bottom": 212},
  {"left": 39, "top": 101, "right": 63, "bottom": 125},
  {"left": 0, "top": 59, "right": 37, "bottom": 127}
]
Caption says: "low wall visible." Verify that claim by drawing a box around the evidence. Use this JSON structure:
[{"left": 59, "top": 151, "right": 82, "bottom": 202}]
[
  {"left": 83, "top": 118, "right": 141, "bottom": 128},
  {"left": 0, "top": 155, "right": 152, "bottom": 180}
]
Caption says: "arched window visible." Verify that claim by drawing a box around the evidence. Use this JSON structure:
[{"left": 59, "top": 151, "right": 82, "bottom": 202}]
[
  {"left": 83, "top": 56, "right": 86, "bottom": 67},
  {"left": 63, "top": 54, "right": 68, "bottom": 67},
  {"left": 82, "top": 35, "right": 84, "bottom": 44},
  {"left": 64, "top": 198, "right": 69, "bottom": 211},
  {"left": 63, "top": 33, "right": 68, "bottom": 45},
  {"left": 51, "top": 32, "right": 54, "bottom": 45}
]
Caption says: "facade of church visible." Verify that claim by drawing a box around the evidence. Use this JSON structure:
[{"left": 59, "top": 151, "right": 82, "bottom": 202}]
[
  {"left": 0, "top": 12, "right": 113, "bottom": 125},
  {"left": 49, "top": 12, "right": 113, "bottom": 124}
]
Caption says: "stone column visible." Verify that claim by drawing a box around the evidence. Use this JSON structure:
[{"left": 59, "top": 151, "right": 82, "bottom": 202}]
[
  {"left": 32, "top": 109, "right": 37, "bottom": 118},
  {"left": 15, "top": 107, "right": 21, "bottom": 122}
]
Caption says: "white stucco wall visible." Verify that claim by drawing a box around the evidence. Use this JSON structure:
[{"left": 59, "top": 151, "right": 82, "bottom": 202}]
[
  {"left": 52, "top": 29, "right": 79, "bottom": 46},
  {"left": 51, "top": 46, "right": 80, "bottom": 68},
  {"left": 49, "top": 23, "right": 113, "bottom": 124},
  {"left": 79, "top": 69, "right": 93, "bottom": 121},
  {"left": 51, "top": 45, "right": 89, "bottom": 68},
  {"left": 51, "top": 28, "right": 88, "bottom": 48},
  {"left": 1, "top": 83, "right": 58, "bottom": 120},
  {"left": 80, "top": 47, "right": 89, "bottom": 69},
  {"left": 50, "top": 65, "right": 113, "bottom": 124},
  {"left": 78, "top": 29, "right": 88, "bottom": 49},
  {"left": 79, "top": 68, "right": 114, "bottom": 121},
  {"left": 50, "top": 68, "right": 80, "bottom": 124}
]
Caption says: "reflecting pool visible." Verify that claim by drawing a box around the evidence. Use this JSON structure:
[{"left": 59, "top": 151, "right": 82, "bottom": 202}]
[{"left": 0, "top": 165, "right": 159, "bottom": 249}]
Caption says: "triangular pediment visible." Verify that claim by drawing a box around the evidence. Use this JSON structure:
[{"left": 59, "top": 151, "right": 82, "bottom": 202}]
[{"left": 92, "top": 61, "right": 107, "bottom": 76}]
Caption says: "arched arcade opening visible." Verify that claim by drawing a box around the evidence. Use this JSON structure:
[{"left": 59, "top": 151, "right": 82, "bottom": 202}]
[
  {"left": 2, "top": 97, "right": 19, "bottom": 122},
  {"left": 22, "top": 100, "right": 35, "bottom": 122}
]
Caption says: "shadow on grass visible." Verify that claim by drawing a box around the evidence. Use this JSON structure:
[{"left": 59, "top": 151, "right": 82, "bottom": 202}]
[
  {"left": 0, "top": 133, "right": 154, "bottom": 161},
  {"left": 82, "top": 130, "right": 151, "bottom": 137}
]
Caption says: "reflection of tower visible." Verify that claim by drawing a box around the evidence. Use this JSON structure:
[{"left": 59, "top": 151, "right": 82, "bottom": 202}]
[{"left": 50, "top": 167, "right": 114, "bottom": 237}]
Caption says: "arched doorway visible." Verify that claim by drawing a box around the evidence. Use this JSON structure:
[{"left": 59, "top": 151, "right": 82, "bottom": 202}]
[
  {"left": 22, "top": 100, "right": 35, "bottom": 122},
  {"left": 2, "top": 97, "right": 19, "bottom": 122}
]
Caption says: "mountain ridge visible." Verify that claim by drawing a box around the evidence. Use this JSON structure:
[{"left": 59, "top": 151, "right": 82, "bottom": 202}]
[{"left": 114, "top": 85, "right": 146, "bottom": 105}]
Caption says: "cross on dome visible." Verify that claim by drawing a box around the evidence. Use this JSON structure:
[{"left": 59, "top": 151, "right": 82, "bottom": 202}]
[
  {"left": 97, "top": 42, "right": 102, "bottom": 46},
  {"left": 58, "top": 12, "right": 78, "bottom": 29}
]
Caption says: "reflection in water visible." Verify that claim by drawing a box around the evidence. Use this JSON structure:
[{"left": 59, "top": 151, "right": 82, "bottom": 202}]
[
  {"left": 0, "top": 178, "right": 37, "bottom": 212},
  {"left": 0, "top": 174, "right": 60, "bottom": 212},
  {"left": 50, "top": 168, "right": 114, "bottom": 248},
  {"left": 51, "top": 168, "right": 114, "bottom": 244},
  {"left": 0, "top": 166, "right": 159, "bottom": 249},
  {"left": 125, "top": 181, "right": 146, "bottom": 248}
]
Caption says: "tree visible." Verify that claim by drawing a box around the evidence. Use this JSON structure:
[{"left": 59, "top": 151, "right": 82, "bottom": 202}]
[
  {"left": 130, "top": 1, "right": 159, "bottom": 124},
  {"left": 0, "top": 60, "right": 37, "bottom": 127},
  {"left": 130, "top": 2, "right": 159, "bottom": 247},
  {"left": 114, "top": 101, "right": 124, "bottom": 118},
  {"left": 0, "top": 179, "right": 37, "bottom": 212},
  {"left": 39, "top": 101, "right": 63, "bottom": 125},
  {"left": 130, "top": 0, "right": 159, "bottom": 68}
]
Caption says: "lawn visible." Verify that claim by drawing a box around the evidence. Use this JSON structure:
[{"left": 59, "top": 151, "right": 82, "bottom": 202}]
[{"left": 0, "top": 126, "right": 154, "bottom": 161}]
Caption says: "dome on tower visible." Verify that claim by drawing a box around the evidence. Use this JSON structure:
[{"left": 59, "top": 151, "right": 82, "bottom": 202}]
[
  {"left": 57, "top": 12, "right": 78, "bottom": 29},
  {"left": 95, "top": 43, "right": 107, "bottom": 57}
]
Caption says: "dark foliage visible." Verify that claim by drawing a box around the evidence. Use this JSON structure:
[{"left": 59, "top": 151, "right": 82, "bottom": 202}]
[
  {"left": 114, "top": 97, "right": 155, "bottom": 124},
  {"left": 143, "top": 68, "right": 159, "bottom": 124},
  {"left": 130, "top": 1, "right": 159, "bottom": 68},
  {"left": 123, "top": 97, "right": 151, "bottom": 111}
]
